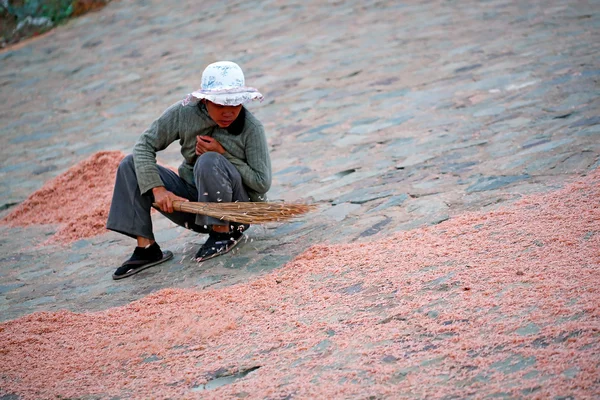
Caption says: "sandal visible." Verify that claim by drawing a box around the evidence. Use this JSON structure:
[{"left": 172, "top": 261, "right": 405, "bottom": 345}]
[
  {"left": 112, "top": 243, "right": 173, "bottom": 280},
  {"left": 195, "top": 229, "right": 245, "bottom": 262}
]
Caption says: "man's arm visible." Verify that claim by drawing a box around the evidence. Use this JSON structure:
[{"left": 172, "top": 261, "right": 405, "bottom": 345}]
[
  {"left": 132, "top": 103, "right": 182, "bottom": 195},
  {"left": 222, "top": 124, "right": 272, "bottom": 195}
]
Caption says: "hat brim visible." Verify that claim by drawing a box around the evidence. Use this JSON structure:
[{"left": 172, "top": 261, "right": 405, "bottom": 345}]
[{"left": 190, "top": 88, "right": 263, "bottom": 106}]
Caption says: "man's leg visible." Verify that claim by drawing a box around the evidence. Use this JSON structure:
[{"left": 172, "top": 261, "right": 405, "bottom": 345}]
[
  {"left": 107, "top": 154, "right": 156, "bottom": 240},
  {"left": 193, "top": 152, "right": 250, "bottom": 261},
  {"left": 107, "top": 154, "right": 199, "bottom": 279},
  {"left": 193, "top": 151, "right": 250, "bottom": 230}
]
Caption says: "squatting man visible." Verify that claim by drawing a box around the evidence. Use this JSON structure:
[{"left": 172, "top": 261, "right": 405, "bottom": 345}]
[{"left": 106, "top": 61, "right": 271, "bottom": 280}]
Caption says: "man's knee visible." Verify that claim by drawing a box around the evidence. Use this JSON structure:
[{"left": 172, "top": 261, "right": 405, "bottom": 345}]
[
  {"left": 194, "top": 152, "right": 223, "bottom": 175},
  {"left": 119, "top": 154, "right": 135, "bottom": 171},
  {"left": 115, "top": 154, "right": 139, "bottom": 188}
]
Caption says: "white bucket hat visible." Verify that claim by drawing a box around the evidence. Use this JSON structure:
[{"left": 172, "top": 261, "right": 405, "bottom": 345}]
[{"left": 182, "top": 61, "right": 263, "bottom": 107}]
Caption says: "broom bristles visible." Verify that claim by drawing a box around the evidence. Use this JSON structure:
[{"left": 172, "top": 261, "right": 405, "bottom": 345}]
[{"left": 153, "top": 201, "right": 317, "bottom": 224}]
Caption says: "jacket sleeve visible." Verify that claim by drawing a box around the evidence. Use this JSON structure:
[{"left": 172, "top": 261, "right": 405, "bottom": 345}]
[
  {"left": 132, "top": 103, "right": 181, "bottom": 195},
  {"left": 222, "top": 123, "right": 272, "bottom": 195}
]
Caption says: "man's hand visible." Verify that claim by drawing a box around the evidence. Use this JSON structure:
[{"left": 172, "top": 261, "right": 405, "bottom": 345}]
[
  {"left": 152, "top": 186, "right": 189, "bottom": 213},
  {"left": 196, "top": 136, "right": 225, "bottom": 156}
]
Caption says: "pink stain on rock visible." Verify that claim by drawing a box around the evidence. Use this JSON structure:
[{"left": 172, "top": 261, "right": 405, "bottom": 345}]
[
  {"left": 2, "top": 151, "right": 125, "bottom": 244},
  {"left": 1, "top": 171, "right": 599, "bottom": 399}
]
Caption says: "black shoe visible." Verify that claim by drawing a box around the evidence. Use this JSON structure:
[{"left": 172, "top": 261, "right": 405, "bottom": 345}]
[
  {"left": 112, "top": 243, "right": 173, "bottom": 280},
  {"left": 195, "top": 228, "right": 245, "bottom": 261}
]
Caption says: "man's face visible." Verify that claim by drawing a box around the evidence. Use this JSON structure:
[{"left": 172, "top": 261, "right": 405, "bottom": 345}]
[{"left": 204, "top": 100, "right": 243, "bottom": 128}]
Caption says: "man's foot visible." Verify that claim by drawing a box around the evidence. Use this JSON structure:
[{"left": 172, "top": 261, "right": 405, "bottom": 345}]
[
  {"left": 112, "top": 243, "right": 173, "bottom": 280},
  {"left": 195, "top": 228, "right": 245, "bottom": 261}
]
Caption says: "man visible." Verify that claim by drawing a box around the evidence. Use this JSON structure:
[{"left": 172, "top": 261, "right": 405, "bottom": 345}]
[{"left": 107, "top": 61, "right": 271, "bottom": 280}]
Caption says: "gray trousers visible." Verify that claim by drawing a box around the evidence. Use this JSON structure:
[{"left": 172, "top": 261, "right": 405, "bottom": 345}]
[{"left": 107, "top": 152, "right": 249, "bottom": 240}]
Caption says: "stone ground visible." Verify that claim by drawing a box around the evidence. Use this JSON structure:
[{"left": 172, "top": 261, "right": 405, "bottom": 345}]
[{"left": 0, "top": 0, "right": 598, "bottom": 394}]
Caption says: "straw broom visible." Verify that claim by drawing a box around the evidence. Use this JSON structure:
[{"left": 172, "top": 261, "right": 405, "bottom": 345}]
[{"left": 153, "top": 200, "right": 317, "bottom": 224}]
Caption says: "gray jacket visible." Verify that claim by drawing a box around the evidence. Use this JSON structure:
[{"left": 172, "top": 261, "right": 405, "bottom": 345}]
[{"left": 133, "top": 102, "right": 271, "bottom": 202}]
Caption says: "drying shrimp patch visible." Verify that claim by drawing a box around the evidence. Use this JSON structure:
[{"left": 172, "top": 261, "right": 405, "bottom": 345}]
[
  {"left": 1, "top": 171, "right": 598, "bottom": 399},
  {"left": 2, "top": 151, "right": 125, "bottom": 244}
]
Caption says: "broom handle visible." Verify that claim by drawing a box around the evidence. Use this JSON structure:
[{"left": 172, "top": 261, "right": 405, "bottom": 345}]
[
  {"left": 152, "top": 200, "right": 217, "bottom": 215},
  {"left": 172, "top": 200, "right": 184, "bottom": 212},
  {"left": 151, "top": 200, "right": 193, "bottom": 212}
]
